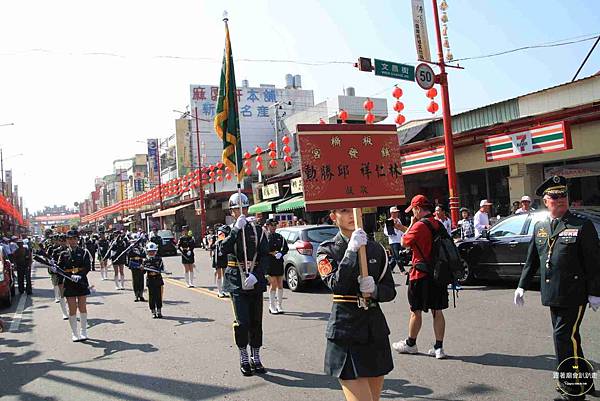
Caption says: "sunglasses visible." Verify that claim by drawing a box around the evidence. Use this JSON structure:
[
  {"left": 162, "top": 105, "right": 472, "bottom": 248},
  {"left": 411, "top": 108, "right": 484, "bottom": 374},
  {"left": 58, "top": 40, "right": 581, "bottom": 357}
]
[{"left": 547, "top": 193, "right": 567, "bottom": 200}]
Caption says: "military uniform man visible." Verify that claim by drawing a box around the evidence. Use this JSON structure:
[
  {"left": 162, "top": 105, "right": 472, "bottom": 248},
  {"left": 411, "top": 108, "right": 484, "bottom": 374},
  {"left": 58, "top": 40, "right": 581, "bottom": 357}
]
[
  {"left": 221, "top": 193, "right": 269, "bottom": 376},
  {"left": 126, "top": 235, "right": 146, "bottom": 302},
  {"left": 516, "top": 175, "right": 600, "bottom": 400}
]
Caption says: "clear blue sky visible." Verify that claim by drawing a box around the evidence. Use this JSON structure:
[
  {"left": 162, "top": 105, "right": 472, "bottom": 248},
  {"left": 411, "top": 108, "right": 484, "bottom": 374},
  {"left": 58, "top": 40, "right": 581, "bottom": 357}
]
[{"left": 0, "top": 0, "right": 598, "bottom": 211}]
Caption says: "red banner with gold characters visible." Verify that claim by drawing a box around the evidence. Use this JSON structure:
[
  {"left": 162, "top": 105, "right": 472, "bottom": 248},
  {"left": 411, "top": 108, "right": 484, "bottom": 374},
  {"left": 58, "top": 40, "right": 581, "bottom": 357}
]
[{"left": 297, "top": 124, "right": 405, "bottom": 212}]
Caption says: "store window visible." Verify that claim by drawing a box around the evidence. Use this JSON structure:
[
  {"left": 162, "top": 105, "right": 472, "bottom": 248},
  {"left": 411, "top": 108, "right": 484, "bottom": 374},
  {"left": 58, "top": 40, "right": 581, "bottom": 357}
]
[{"left": 458, "top": 166, "right": 510, "bottom": 216}]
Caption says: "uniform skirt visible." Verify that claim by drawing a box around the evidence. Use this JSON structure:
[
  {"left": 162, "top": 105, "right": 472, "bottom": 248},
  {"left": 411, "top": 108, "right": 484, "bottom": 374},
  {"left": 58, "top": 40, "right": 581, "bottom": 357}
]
[
  {"left": 324, "top": 337, "right": 393, "bottom": 380},
  {"left": 181, "top": 250, "right": 195, "bottom": 264},
  {"left": 63, "top": 278, "right": 91, "bottom": 297},
  {"left": 265, "top": 261, "right": 284, "bottom": 277}
]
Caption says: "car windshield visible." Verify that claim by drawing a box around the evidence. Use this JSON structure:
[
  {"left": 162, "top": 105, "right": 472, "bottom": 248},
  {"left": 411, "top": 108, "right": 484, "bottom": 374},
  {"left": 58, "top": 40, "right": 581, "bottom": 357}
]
[
  {"left": 489, "top": 214, "right": 528, "bottom": 238},
  {"left": 157, "top": 230, "right": 173, "bottom": 237},
  {"left": 305, "top": 227, "right": 338, "bottom": 243}
]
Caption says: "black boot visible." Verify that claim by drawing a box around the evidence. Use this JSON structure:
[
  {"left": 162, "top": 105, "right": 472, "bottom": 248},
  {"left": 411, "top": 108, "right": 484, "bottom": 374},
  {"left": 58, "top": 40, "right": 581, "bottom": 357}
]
[{"left": 240, "top": 363, "right": 253, "bottom": 376}]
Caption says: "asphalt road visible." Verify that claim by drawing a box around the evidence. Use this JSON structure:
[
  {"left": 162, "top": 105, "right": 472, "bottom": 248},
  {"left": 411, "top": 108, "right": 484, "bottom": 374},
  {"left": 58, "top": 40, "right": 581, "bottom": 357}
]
[{"left": 1, "top": 249, "right": 598, "bottom": 401}]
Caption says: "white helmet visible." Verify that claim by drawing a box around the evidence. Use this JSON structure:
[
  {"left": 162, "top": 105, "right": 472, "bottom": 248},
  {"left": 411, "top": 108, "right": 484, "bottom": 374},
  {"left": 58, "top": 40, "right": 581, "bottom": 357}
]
[
  {"left": 229, "top": 193, "right": 249, "bottom": 209},
  {"left": 146, "top": 242, "right": 158, "bottom": 252}
]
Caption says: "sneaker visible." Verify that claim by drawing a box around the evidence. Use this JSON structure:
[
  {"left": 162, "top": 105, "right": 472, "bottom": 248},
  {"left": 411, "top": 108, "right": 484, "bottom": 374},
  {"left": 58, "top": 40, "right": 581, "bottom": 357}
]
[
  {"left": 156, "top": 312, "right": 163, "bottom": 319},
  {"left": 427, "top": 347, "right": 447, "bottom": 359},
  {"left": 115, "top": 286, "right": 120, "bottom": 290},
  {"left": 217, "top": 292, "right": 227, "bottom": 298},
  {"left": 268, "top": 306, "right": 279, "bottom": 315},
  {"left": 72, "top": 334, "right": 81, "bottom": 342},
  {"left": 392, "top": 340, "right": 418, "bottom": 354}
]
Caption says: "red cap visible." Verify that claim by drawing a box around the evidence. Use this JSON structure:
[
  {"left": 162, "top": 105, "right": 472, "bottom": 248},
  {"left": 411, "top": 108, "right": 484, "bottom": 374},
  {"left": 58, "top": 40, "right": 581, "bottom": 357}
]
[{"left": 405, "top": 194, "right": 431, "bottom": 213}]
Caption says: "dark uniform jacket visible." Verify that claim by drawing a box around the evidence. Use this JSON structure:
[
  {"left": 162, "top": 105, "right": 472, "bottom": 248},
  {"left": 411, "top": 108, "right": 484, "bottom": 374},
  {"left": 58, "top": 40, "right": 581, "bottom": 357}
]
[
  {"left": 143, "top": 255, "right": 164, "bottom": 285},
  {"left": 85, "top": 239, "right": 97, "bottom": 255},
  {"left": 127, "top": 245, "right": 146, "bottom": 269},
  {"left": 177, "top": 235, "right": 195, "bottom": 263},
  {"left": 265, "top": 231, "right": 289, "bottom": 270},
  {"left": 97, "top": 238, "right": 110, "bottom": 260},
  {"left": 317, "top": 233, "right": 396, "bottom": 343},
  {"left": 57, "top": 246, "right": 92, "bottom": 288},
  {"left": 221, "top": 223, "right": 268, "bottom": 294},
  {"left": 13, "top": 247, "right": 32, "bottom": 268},
  {"left": 212, "top": 239, "right": 228, "bottom": 269},
  {"left": 110, "top": 237, "right": 128, "bottom": 265},
  {"left": 519, "top": 210, "right": 600, "bottom": 307}
]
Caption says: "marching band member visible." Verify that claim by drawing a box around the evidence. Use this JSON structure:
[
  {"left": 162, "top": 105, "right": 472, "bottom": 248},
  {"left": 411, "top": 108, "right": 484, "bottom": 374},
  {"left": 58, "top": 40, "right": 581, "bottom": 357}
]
[
  {"left": 213, "top": 225, "right": 230, "bottom": 298},
  {"left": 110, "top": 231, "right": 128, "bottom": 290},
  {"left": 143, "top": 242, "right": 164, "bottom": 319},
  {"left": 264, "top": 218, "right": 288, "bottom": 314},
  {"left": 177, "top": 227, "right": 196, "bottom": 287},
  {"left": 127, "top": 234, "right": 146, "bottom": 302},
  {"left": 96, "top": 229, "right": 110, "bottom": 280},
  {"left": 50, "top": 233, "right": 69, "bottom": 320}
]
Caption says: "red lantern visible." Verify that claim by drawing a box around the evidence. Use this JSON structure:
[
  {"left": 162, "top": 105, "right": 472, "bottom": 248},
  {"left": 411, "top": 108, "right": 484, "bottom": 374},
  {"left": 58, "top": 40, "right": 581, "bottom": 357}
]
[
  {"left": 363, "top": 98, "right": 374, "bottom": 111},
  {"left": 243, "top": 159, "right": 251, "bottom": 168},
  {"left": 267, "top": 141, "right": 276, "bottom": 150},
  {"left": 255, "top": 146, "right": 263, "bottom": 155},
  {"left": 282, "top": 136, "right": 290, "bottom": 145},
  {"left": 217, "top": 175, "right": 223, "bottom": 182},
  {"left": 268, "top": 150, "right": 276, "bottom": 159},
  {"left": 395, "top": 114, "right": 406, "bottom": 125},
  {"left": 338, "top": 109, "right": 348, "bottom": 123},
  {"left": 393, "top": 101, "right": 404, "bottom": 112},
  {"left": 225, "top": 166, "right": 232, "bottom": 173},
  {"left": 269, "top": 159, "right": 278, "bottom": 168},
  {"left": 201, "top": 167, "right": 207, "bottom": 173},
  {"left": 257, "top": 164, "right": 264, "bottom": 172},
  {"left": 319, "top": 118, "right": 326, "bottom": 124},
  {"left": 216, "top": 168, "right": 223, "bottom": 175},
  {"left": 225, "top": 173, "right": 232, "bottom": 181},
  {"left": 216, "top": 161, "right": 224, "bottom": 169},
  {"left": 284, "top": 155, "right": 292, "bottom": 163},
  {"left": 364, "top": 112, "right": 375, "bottom": 124},
  {"left": 427, "top": 101, "right": 439, "bottom": 114},
  {"left": 244, "top": 167, "right": 252, "bottom": 176},
  {"left": 256, "top": 155, "right": 263, "bottom": 162},
  {"left": 209, "top": 171, "right": 215, "bottom": 178},
  {"left": 283, "top": 145, "right": 291, "bottom": 154},
  {"left": 201, "top": 173, "right": 208, "bottom": 180},
  {"left": 426, "top": 88, "right": 438, "bottom": 99},
  {"left": 392, "top": 86, "right": 403, "bottom": 99},
  {"left": 209, "top": 178, "right": 215, "bottom": 184},
  {"left": 209, "top": 164, "right": 215, "bottom": 171},
  {"left": 243, "top": 151, "right": 251, "bottom": 159}
]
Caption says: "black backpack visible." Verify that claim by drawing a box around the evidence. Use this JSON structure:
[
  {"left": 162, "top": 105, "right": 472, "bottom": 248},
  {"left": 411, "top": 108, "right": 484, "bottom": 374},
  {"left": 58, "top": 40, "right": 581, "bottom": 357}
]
[{"left": 416, "top": 218, "right": 464, "bottom": 286}]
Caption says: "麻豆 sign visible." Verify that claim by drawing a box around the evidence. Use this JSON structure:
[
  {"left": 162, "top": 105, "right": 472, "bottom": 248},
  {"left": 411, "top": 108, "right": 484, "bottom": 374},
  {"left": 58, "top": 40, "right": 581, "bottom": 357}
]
[
  {"left": 485, "top": 121, "right": 571, "bottom": 162},
  {"left": 297, "top": 124, "right": 405, "bottom": 212}
]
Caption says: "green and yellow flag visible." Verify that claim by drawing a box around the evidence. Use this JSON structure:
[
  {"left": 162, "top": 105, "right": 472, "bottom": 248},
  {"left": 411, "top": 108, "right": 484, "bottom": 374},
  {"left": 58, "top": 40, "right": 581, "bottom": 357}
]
[{"left": 214, "top": 18, "right": 243, "bottom": 181}]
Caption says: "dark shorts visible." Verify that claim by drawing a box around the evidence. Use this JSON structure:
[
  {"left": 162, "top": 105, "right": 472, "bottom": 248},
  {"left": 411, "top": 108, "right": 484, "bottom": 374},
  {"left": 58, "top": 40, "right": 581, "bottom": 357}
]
[
  {"left": 265, "top": 262, "right": 284, "bottom": 277},
  {"left": 407, "top": 277, "right": 448, "bottom": 312},
  {"left": 324, "top": 338, "right": 393, "bottom": 380}
]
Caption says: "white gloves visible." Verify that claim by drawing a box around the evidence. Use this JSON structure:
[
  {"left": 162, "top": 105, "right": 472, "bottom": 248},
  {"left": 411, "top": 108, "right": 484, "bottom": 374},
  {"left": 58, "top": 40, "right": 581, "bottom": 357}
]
[
  {"left": 110, "top": 251, "right": 116, "bottom": 257},
  {"left": 49, "top": 265, "right": 58, "bottom": 273},
  {"left": 358, "top": 276, "right": 375, "bottom": 294},
  {"left": 244, "top": 273, "right": 258, "bottom": 288},
  {"left": 348, "top": 229, "right": 368, "bottom": 252},
  {"left": 514, "top": 288, "right": 525, "bottom": 306},
  {"left": 71, "top": 275, "right": 82, "bottom": 283},
  {"left": 589, "top": 295, "right": 600, "bottom": 311},
  {"left": 235, "top": 215, "right": 247, "bottom": 230},
  {"left": 275, "top": 252, "right": 282, "bottom": 260},
  {"left": 186, "top": 251, "right": 192, "bottom": 256}
]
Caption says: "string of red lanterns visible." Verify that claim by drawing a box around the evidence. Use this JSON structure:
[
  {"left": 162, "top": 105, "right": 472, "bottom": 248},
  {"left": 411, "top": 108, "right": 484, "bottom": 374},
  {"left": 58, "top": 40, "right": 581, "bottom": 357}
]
[
  {"left": 392, "top": 86, "right": 406, "bottom": 126},
  {"left": 426, "top": 87, "right": 439, "bottom": 114}
]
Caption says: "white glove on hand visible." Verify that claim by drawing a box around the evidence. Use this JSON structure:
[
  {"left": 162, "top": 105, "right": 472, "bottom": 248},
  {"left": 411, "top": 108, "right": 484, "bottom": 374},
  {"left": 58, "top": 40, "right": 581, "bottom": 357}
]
[
  {"left": 514, "top": 288, "right": 525, "bottom": 306},
  {"left": 71, "top": 275, "right": 82, "bottom": 283},
  {"left": 186, "top": 251, "right": 192, "bottom": 256},
  {"left": 235, "top": 215, "right": 247, "bottom": 230},
  {"left": 589, "top": 295, "right": 600, "bottom": 311},
  {"left": 275, "top": 252, "right": 282, "bottom": 260},
  {"left": 110, "top": 251, "right": 116, "bottom": 257},
  {"left": 244, "top": 273, "right": 258, "bottom": 288},
  {"left": 358, "top": 276, "right": 376, "bottom": 294},
  {"left": 50, "top": 264, "right": 58, "bottom": 273},
  {"left": 348, "top": 229, "right": 368, "bottom": 253}
]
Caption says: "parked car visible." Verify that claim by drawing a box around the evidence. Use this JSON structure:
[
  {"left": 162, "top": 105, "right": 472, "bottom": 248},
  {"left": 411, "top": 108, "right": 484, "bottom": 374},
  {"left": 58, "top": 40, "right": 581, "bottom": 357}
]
[
  {"left": 276, "top": 225, "right": 339, "bottom": 292},
  {"left": 456, "top": 209, "right": 600, "bottom": 283},
  {"left": 156, "top": 230, "right": 178, "bottom": 257},
  {"left": 0, "top": 260, "right": 16, "bottom": 307}
]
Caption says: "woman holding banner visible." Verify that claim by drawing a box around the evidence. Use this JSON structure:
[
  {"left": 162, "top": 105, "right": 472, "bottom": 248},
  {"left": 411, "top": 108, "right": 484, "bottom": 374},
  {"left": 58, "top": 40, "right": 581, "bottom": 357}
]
[{"left": 317, "top": 208, "right": 396, "bottom": 401}]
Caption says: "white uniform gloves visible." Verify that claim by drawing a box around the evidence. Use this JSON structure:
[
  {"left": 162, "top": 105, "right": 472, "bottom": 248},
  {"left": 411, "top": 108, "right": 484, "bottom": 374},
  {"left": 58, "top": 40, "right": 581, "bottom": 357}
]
[
  {"left": 71, "top": 275, "right": 82, "bottom": 283},
  {"left": 50, "top": 265, "right": 58, "bottom": 273},
  {"left": 358, "top": 276, "right": 375, "bottom": 294},
  {"left": 235, "top": 215, "right": 247, "bottom": 230},
  {"left": 348, "top": 229, "right": 368, "bottom": 253},
  {"left": 244, "top": 272, "right": 258, "bottom": 288},
  {"left": 589, "top": 295, "right": 600, "bottom": 311},
  {"left": 275, "top": 252, "right": 282, "bottom": 260},
  {"left": 514, "top": 287, "right": 525, "bottom": 306}
]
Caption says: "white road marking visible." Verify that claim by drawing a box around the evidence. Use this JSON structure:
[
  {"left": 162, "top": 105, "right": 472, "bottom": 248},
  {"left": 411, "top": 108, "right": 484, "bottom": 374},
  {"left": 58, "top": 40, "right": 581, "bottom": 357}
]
[{"left": 9, "top": 264, "right": 37, "bottom": 332}]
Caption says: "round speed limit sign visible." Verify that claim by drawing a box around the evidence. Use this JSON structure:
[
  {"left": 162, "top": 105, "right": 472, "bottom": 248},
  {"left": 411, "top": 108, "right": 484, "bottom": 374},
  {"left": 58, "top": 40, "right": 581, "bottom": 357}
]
[{"left": 415, "top": 63, "right": 435, "bottom": 90}]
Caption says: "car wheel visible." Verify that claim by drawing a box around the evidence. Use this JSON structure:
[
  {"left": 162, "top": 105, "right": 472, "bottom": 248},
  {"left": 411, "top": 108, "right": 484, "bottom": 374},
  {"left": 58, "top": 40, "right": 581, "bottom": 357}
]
[
  {"left": 286, "top": 266, "right": 302, "bottom": 292},
  {"left": 457, "top": 258, "right": 474, "bottom": 285}
]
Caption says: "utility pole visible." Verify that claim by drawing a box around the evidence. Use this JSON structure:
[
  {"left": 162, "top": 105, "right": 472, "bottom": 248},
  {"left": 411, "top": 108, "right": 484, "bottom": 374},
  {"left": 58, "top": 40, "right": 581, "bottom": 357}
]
[
  {"left": 0, "top": 149, "right": 4, "bottom": 197},
  {"left": 156, "top": 138, "right": 164, "bottom": 229},
  {"left": 432, "top": 0, "right": 459, "bottom": 226},
  {"left": 193, "top": 107, "right": 207, "bottom": 238}
]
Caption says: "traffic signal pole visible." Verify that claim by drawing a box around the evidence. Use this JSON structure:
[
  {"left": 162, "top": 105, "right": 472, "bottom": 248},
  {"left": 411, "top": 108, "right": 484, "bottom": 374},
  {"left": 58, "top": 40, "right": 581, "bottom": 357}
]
[{"left": 432, "top": 0, "right": 459, "bottom": 227}]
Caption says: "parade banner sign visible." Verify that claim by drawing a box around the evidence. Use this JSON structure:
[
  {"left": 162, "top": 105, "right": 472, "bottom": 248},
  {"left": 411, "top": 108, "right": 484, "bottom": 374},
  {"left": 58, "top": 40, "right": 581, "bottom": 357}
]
[
  {"left": 412, "top": 0, "right": 432, "bottom": 62},
  {"left": 484, "top": 121, "right": 571, "bottom": 162},
  {"left": 147, "top": 139, "right": 159, "bottom": 186},
  {"left": 297, "top": 124, "right": 405, "bottom": 212},
  {"left": 401, "top": 146, "right": 446, "bottom": 175}
]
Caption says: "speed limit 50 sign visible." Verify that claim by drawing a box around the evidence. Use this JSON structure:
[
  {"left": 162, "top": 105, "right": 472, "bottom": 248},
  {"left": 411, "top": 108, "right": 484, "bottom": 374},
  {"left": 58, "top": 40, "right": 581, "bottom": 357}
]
[{"left": 415, "top": 63, "right": 435, "bottom": 90}]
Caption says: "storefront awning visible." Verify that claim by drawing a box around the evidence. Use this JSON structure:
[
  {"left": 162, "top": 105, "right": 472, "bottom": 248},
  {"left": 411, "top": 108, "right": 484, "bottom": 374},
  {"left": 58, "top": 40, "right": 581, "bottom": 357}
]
[
  {"left": 275, "top": 196, "right": 305, "bottom": 212},
  {"left": 151, "top": 203, "right": 192, "bottom": 218},
  {"left": 248, "top": 198, "right": 284, "bottom": 214}
]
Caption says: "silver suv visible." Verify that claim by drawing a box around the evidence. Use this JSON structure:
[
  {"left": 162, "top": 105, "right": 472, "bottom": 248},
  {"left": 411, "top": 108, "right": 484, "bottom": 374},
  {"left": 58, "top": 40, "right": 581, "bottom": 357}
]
[{"left": 276, "top": 225, "right": 338, "bottom": 292}]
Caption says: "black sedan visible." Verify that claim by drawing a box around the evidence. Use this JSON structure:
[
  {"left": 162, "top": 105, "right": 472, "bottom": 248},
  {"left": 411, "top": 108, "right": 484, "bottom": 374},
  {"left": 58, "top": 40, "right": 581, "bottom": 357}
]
[{"left": 456, "top": 209, "right": 600, "bottom": 283}]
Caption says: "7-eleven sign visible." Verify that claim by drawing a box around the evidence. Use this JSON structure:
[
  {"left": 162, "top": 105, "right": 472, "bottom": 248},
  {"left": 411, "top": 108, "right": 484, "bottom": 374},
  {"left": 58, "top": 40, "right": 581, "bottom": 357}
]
[{"left": 510, "top": 131, "right": 533, "bottom": 154}]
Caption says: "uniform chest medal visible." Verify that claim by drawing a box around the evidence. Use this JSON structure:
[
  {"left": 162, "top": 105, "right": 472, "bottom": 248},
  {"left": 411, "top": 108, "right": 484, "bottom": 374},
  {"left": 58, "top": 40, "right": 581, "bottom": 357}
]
[
  {"left": 318, "top": 258, "right": 333, "bottom": 277},
  {"left": 537, "top": 227, "right": 548, "bottom": 238},
  {"left": 559, "top": 229, "right": 579, "bottom": 237}
]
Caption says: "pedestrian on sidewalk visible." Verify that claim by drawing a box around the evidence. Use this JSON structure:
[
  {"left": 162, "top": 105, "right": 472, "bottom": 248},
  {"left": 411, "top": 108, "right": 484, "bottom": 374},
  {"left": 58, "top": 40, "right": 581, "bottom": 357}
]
[
  {"left": 213, "top": 225, "right": 230, "bottom": 298},
  {"left": 393, "top": 194, "right": 449, "bottom": 360},
  {"left": 127, "top": 234, "right": 146, "bottom": 302},
  {"left": 384, "top": 206, "right": 408, "bottom": 274},
  {"left": 221, "top": 193, "right": 269, "bottom": 377},
  {"left": 317, "top": 207, "right": 396, "bottom": 401},
  {"left": 264, "top": 218, "right": 288, "bottom": 314},
  {"left": 434, "top": 205, "right": 452, "bottom": 236},
  {"left": 177, "top": 227, "right": 196, "bottom": 288},
  {"left": 474, "top": 199, "right": 493, "bottom": 238},
  {"left": 457, "top": 208, "right": 475, "bottom": 240},
  {"left": 14, "top": 239, "right": 32, "bottom": 295},
  {"left": 143, "top": 242, "right": 164, "bottom": 319},
  {"left": 515, "top": 195, "right": 535, "bottom": 214}
]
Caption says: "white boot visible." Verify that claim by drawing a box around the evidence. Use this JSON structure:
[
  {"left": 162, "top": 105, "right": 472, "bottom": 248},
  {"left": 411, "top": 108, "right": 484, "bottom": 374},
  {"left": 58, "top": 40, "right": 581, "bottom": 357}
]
[
  {"left": 53, "top": 286, "right": 61, "bottom": 303},
  {"left": 79, "top": 313, "right": 88, "bottom": 340},
  {"left": 185, "top": 271, "right": 190, "bottom": 287},
  {"left": 114, "top": 275, "right": 119, "bottom": 290},
  {"left": 189, "top": 271, "right": 195, "bottom": 287},
  {"left": 120, "top": 274, "right": 125, "bottom": 290},
  {"left": 276, "top": 288, "right": 284, "bottom": 314},
  {"left": 59, "top": 298, "right": 69, "bottom": 320},
  {"left": 68, "top": 316, "right": 80, "bottom": 342},
  {"left": 216, "top": 275, "right": 223, "bottom": 296},
  {"left": 268, "top": 290, "right": 278, "bottom": 314}
]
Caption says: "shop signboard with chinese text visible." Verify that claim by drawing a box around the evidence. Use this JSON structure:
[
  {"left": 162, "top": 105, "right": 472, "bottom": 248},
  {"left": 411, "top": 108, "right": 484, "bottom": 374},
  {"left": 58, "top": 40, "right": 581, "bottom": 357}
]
[
  {"left": 297, "top": 124, "right": 405, "bottom": 211},
  {"left": 261, "top": 183, "right": 280, "bottom": 200},
  {"left": 484, "top": 122, "right": 571, "bottom": 162},
  {"left": 291, "top": 177, "right": 304, "bottom": 194},
  {"left": 374, "top": 59, "right": 415, "bottom": 81}
]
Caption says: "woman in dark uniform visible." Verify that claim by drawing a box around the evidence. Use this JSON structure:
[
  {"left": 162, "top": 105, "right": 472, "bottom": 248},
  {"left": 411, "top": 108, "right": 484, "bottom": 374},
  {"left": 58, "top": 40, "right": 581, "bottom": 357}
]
[
  {"left": 317, "top": 208, "right": 396, "bottom": 401},
  {"left": 264, "top": 219, "right": 289, "bottom": 314},
  {"left": 177, "top": 227, "right": 196, "bottom": 288},
  {"left": 213, "top": 225, "right": 230, "bottom": 298},
  {"left": 57, "top": 229, "right": 92, "bottom": 342}
]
